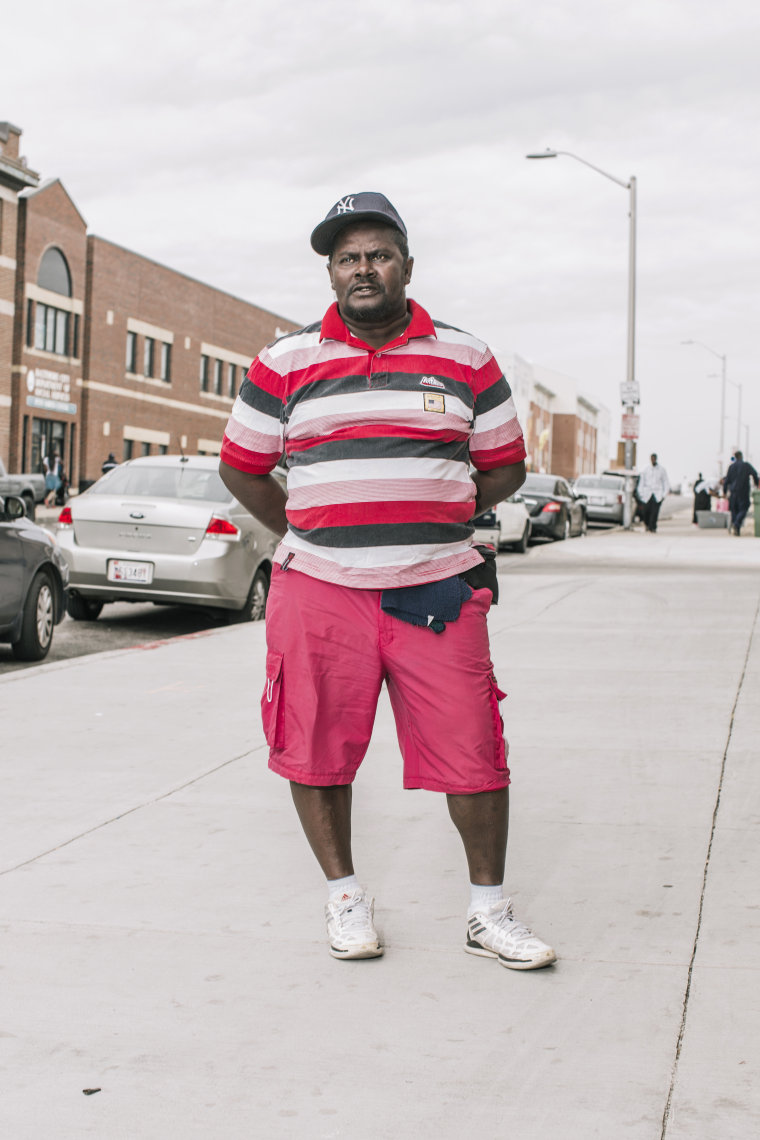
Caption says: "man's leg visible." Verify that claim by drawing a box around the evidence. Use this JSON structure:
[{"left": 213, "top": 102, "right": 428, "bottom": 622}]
[
  {"left": 446, "top": 788, "right": 508, "bottom": 884},
  {"left": 290, "top": 782, "right": 354, "bottom": 879},
  {"left": 650, "top": 498, "right": 662, "bottom": 532}
]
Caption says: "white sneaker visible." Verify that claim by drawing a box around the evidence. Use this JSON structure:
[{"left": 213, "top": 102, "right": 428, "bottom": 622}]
[
  {"left": 326, "top": 889, "right": 383, "bottom": 960},
  {"left": 466, "top": 898, "right": 556, "bottom": 970}
]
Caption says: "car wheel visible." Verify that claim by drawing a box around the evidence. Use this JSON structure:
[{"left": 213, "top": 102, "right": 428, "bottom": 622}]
[
  {"left": 22, "top": 493, "right": 36, "bottom": 521},
  {"left": 580, "top": 512, "right": 588, "bottom": 536},
  {"left": 11, "top": 571, "right": 55, "bottom": 661},
  {"left": 512, "top": 523, "right": 530, "bottom": 554},
  {"left": 228, "top": 566, "right": 270, "bottom": 623},
  {"left": 67, "top": 591, "right": 104, "bottom": 621},
  {"left": 556, "top": 516, "right": 570, "bottom": 541}
]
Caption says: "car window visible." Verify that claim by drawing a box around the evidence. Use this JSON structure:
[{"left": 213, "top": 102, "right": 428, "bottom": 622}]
[
  {"left": 92, "top": 465, "right": 233, "bottom": 502},
  {"left": 576, "top": 475, "right": 624, "bottom": 490},
  {"left": 522, "top": 474, "right": 557, "bottom": 493}
]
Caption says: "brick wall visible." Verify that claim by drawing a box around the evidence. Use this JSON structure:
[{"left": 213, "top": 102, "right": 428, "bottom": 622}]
[{"left": 82, "top": 237, "right": 299, "bottom": 485}]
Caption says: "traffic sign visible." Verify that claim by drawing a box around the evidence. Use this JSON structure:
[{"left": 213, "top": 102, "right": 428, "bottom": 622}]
[
  {"left": 620, "top": 382, "right": 640, "bottom": 405},
  {"left": 621, "top": 413, "right": 640, "bottom": 440}
]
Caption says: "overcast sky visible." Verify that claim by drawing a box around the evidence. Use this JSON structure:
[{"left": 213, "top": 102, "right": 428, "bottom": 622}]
[{"left": 5, "top": 0, "right": 759, "bottom": 482}]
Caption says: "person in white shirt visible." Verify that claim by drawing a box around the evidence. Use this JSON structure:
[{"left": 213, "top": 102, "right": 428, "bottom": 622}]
[{"left": 637, "top": 453, "right": 670, "bottom": 532}]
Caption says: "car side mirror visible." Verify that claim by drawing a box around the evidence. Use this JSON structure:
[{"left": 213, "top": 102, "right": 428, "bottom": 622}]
[{"left": 1, "top": 494, "right": 27, "bottom": 520}]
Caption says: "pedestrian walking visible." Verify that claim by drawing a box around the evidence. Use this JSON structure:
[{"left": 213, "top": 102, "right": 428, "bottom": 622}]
[
  {"left": 101, "top": 452, "right": 118, "bottom": 475},
  {"left": 722, "top": 450, "right": 758, "bottom": 535},
  {"left": 637, "top": 453, "right": 670, "bottom": 532},
  {"left": 219, "top": 192, "right": 555, "bottom": 970},
  {"left": 692, "top": 473, "right": 711, "bottom": 523},
  {"left": 43, "top": 452, "right": 63, "bottom": 507}
]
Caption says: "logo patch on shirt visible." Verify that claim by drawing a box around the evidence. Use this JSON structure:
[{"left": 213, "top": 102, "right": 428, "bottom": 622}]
[
  {"left": 420, "top": 375, "right": 445, "bottom": 389},
  {"left": 423, "top": 392, "right": 445, "bottom": 414}
]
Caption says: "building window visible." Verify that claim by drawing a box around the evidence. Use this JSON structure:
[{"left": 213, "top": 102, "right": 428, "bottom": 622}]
[
  {"left": 227, "top": 363, "right": 237, "bottom": 399},
  {"left": 141, "top": 441, "right": 151, "bottom": 456},
  {"left": 126, "top": 330, "right": 137, "bottom": 372},
  {"left": 158, "top": 444, "right": 168, "bottom": 455},
  {"left": 26, "top": 299, "right": 34, "bottom": 348},
  {"left": 72, "top": 314, "right": 80, "bottom": 359},
  {"left": 34, "top": 303, "right": 69, "bottom": 355},
  {"left": 213, "top": 359, "right": 223, "bottom": 395},
  {"left": 160, "top": 342, "right": 171, "bottom": 383},
  {"left": 38, "top": 247, "right": 72, "bottom": 297},
  {"left": 123, "top": 439, "right": 134, "bottom": 461},
  {"left": 200, "top": 354, "right": 209, "bottom": 392},
  {"left": 144, "top": 337, "right": 155, "bottom": 378}
]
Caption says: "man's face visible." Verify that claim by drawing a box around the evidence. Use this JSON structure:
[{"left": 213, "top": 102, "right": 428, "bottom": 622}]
[
  {"left": 327, "top": 223, "right": 413, "bottom": 326},
  {"left": 650, "top": 454, "right": 657, "bottom": 465}
]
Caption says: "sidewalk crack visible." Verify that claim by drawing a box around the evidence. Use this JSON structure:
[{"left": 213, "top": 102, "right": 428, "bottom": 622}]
[
  {"left": 0, "top": 747, "right": 261, "bottom": 877},
  {"left": 660, "top": 590, "right": 760, "bottom": 1137}
]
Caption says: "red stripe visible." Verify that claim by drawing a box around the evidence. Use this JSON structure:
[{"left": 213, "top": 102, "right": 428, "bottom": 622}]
[
  {"left": 220, "top": 437, "right": 279, "bottom": 474},
  {"left": 286, "top": 425, "right": 470, "bottom": 453},
  {"left": 287, "top": 500, "right": 474, "bottom": 529}
]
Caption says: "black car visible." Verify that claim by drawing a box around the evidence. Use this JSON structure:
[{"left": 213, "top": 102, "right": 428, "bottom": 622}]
[
  {"left": 0, "top": 494, "right": 69, "bottom": 661},
  {"left": 520, "top": 473, "right": 588, "bottom": 540}
]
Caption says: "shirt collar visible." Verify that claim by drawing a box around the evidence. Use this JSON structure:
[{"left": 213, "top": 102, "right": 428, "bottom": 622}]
[{"left": 320, "top": 299, "right": 437, "bottom": 348}]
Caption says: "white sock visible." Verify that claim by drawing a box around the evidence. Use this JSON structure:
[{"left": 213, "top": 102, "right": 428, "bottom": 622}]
[
  {"left": 327, "top": 873, "right": 360, "bottom": 900},
  {"left": 469, "top": 882, "right": 504, "bottom": 911}
]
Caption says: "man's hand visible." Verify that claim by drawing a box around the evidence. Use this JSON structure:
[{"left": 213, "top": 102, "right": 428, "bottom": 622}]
[
  {"left": 471, "top": 461, "right": 526, "bottom": 518},
  {"left": 219, "top": 461, "right": 288, "bottom": 537}
]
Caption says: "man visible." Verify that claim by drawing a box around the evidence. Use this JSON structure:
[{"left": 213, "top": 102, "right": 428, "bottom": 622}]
[
  {"left": 101, "top": 453, "right": 118, "bottom": 475},
  {"left": 219, "top": 192, "right": 555, "bottom": 971},
  {"left": 722, "top": 450, "right": 758, "bottom": 535},
  {"left": 637, "top": 453, "right": 670, "bottom": 532}
]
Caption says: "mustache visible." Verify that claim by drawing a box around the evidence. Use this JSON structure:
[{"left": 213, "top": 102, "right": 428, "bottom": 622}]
[{"left": 349, "top": 281, "right": 385, "bottom": 293}]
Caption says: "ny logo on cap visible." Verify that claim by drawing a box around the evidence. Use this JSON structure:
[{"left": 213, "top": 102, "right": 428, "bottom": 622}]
[{"left": 335, "top": 196, "right": 355, "bottom": 214}]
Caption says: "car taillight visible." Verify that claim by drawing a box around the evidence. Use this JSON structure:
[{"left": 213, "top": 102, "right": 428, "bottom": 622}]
[
  {"left": 617, "top": 494, "right": 623, "bottom": 504},
  {"left": 58, "top": 506, "right": 73, "bottom": 525},
  {"left": 542, "top": 501, "right": 561, "bottom": 513},
  {"left": 205, "top": 516, "right": 240, "bottom": 539}
]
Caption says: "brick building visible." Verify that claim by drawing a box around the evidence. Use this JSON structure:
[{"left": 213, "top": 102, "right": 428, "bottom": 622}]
[{"left": 0, "top": 122, "right": 298, "bottom": 490}]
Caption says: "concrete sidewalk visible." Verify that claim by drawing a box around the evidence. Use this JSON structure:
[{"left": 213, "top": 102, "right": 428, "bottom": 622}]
[{"left": 1, "top": 512, "right": 758, "bottom": 1138}]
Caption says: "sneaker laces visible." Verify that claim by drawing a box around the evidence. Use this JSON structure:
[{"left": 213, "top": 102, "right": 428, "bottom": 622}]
[
  {"left": 487, "top": 899, "right": 535, "bottom": 944},
  {"left": 332, "top": 890, "right": 373, "bottom": 933}
]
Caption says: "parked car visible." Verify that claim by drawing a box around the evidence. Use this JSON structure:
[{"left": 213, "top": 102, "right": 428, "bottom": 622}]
[
  {"left": 0, "top": 493, "right": 69, "bottom": 660},
  {"left": 56, "top": 455, "right": 281, "bottom": 623},
  {"left": 520, "top": 473, "right": 587, "bottom": 540},
  {"left": 572, "top": 473, "right": 626, "bottom": 525},
  {"left": 0, "top": 458, "right": 46, "bottom": 521},
  {"left": 494, "top": 493, "right": 532, "bottom": 553}
]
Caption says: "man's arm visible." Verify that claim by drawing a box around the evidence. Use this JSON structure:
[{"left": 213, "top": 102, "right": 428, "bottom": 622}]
[
  {"left": 219, "top": 461, "right": 288, "bottom": 537},
  {"left": 471, "top": 461, "right": 526, "bottom": 517}
]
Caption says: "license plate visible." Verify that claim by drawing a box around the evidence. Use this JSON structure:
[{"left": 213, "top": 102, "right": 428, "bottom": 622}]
[{"left": 107, "top": 559, "right": 154, "bottom": 584}]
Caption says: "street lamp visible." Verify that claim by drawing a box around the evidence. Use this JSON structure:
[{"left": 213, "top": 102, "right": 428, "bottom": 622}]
[
  {"left": 527, "top": 148, "right": 638, "bottom": 523},
  {"left": 682, "top": 340, "right": 727, "bottom": 476}
]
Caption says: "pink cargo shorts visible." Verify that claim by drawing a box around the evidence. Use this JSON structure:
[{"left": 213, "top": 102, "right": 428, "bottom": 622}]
[{"left": 261, "top": 564, "right": 510, "bottom": 794}]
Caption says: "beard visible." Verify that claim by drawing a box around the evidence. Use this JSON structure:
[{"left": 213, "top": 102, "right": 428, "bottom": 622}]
[{"left": 340, "top": 287, "right": 399, "bottom": 326}]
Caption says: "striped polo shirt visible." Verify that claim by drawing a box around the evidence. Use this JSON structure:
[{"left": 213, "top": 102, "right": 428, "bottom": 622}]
[{"left": 220, "top": 299, "right": 526, "bottom": 589}]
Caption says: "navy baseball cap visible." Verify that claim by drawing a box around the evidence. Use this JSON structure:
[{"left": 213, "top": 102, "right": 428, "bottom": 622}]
[{"left": 310, "top": 192, "right": 407, "bottom": 255}]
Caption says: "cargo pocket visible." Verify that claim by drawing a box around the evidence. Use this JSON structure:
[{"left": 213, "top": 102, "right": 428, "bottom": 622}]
[
  {"left": 487, "top": 671, "right": 509, "bottom": 770},
  {"left": 261, "top": 650, "right": 285, "bottom": 750}
]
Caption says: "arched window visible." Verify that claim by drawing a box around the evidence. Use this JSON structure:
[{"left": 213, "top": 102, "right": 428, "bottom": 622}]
[{"left": 38, "top": 247, "right": 72, "bottom": 297}]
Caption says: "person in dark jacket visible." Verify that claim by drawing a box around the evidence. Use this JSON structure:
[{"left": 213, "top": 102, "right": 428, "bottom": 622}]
[
  {"left": 692, "top": 473, "right": 711, "bottom": 523},
  {"left": 722, "top": 451, "right": 758, "bottom": 535},
  {"left": 101, "top": 453, "right": 118, "bottom": 475}
]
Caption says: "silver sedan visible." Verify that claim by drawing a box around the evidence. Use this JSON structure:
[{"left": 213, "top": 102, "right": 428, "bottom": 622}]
[{"left": 56, "top": 455, "right": 281, "bottom": 622}]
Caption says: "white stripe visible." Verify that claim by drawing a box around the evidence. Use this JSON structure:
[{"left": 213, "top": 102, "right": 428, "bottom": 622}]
[
  {"left": 287, "top": 457, "right": 473, "bottom": 488},
  {"left": 474, "top": 396, "right": 518, "bottom": 433},
  {"left": 265, "top": 327, "right": 322, "bottom": 361},
  {"left": 281, "top": 532, "right": 476, "bottom": 569},
  {"left": 430, "top": 326, "right": 488, "bottom": 355},
  {"left": 230, "top": 395, "right": 281, "bottom": 436},
  {"left": 288, "top": 388, "right": 473, "bottom": 431}
]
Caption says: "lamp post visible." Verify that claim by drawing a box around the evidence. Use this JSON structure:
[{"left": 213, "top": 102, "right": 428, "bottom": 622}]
[
  {"left": 682, "top": 340, "right": 727, "bottom": 477},
  {"left": 527, "top": 149, "right": 638, "bottom": 524}
]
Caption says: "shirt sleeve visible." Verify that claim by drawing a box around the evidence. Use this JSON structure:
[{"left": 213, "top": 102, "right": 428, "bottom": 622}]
[
  {"left": 219, "top": 351, "right": 285, "bottom": 475},
  {"left": 468, "top": 348, "right": 527, "bottom": 470}
]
